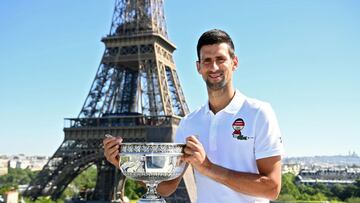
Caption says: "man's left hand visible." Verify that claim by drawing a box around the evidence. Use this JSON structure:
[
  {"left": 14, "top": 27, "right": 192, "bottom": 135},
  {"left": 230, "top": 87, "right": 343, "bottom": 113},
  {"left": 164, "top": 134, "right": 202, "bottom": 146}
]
[{"left": 182, "top": 135, "right": 210, "bottom": 173}]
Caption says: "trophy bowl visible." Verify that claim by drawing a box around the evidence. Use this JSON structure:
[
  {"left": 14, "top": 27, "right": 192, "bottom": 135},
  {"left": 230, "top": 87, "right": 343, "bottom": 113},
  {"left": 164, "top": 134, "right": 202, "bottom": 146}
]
[{"left": 119, "top": 143, "right": 186, "bottom": 203}]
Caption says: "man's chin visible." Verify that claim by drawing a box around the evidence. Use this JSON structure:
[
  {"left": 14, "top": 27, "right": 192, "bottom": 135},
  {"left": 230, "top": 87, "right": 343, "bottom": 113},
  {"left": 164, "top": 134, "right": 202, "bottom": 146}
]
[{"left": 206, "top": 81, "right": 226, "bottom": 90}]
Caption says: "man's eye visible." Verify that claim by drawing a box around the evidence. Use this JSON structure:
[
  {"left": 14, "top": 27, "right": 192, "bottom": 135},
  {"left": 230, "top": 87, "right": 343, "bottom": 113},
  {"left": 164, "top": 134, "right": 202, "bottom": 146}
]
[
  {"left": 217, "top": 59, "right": 225, "bottom": 63},
  {"left": 202, "top": 60, "right": 211, "bottom": 65}
]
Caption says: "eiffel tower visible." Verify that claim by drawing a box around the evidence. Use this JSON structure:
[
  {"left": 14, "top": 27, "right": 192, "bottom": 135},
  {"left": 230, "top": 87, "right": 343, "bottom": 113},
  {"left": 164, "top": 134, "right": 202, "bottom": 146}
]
[{"left": 24, "top": 0, "right": 196, "bottom": 202}]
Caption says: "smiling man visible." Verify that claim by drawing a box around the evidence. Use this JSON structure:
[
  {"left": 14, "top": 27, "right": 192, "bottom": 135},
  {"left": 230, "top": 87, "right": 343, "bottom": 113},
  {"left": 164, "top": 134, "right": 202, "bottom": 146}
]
[
  {"left": 104, "top": 29, "right": 284, "bottom": 203},
  {"left": 157, "top": 29, "right": 284, "bottom": 202}
]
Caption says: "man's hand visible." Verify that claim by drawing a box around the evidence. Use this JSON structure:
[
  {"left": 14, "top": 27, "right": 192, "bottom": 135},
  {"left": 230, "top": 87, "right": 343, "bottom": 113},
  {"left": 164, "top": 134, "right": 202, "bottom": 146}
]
[
  {"left": 103, "top": 135, "right": 123, "bottom": 168},
  {"left": 183, "top": 135, "right": 282, "bottom": 199},
  {"left": 182, "top": 136, "right": 210, "bottom": 173}
]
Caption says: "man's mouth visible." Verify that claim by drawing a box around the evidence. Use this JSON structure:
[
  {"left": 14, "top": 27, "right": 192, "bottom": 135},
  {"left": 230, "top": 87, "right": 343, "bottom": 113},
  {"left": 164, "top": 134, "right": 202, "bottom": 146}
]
[{"left": 208, "top": 73, "right": 223, "bottom": 80}]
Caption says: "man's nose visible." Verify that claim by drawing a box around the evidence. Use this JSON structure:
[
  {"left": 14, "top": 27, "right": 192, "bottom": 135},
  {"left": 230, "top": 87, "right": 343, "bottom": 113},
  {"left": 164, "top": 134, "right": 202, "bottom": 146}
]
[{"left": 208, "top": 61, "right": 220, "bottom": 71}]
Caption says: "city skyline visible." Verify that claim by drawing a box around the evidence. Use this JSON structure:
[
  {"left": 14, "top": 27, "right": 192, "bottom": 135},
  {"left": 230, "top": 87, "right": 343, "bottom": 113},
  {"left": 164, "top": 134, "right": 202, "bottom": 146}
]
[{"left": 0, "top": 1, "right": 359, "bottom": 157}]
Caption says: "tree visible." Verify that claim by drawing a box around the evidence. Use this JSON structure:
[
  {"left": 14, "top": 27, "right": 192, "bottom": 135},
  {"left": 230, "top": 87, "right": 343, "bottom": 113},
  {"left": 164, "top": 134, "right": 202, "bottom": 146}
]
[
  {"left": 280, "top": 173, "right": 300, "bottom": 199},
  {"left": 0, "top": 168, "right": 35, "bottom": 186},
  {"left": 62, "top": 165, "right": 97, "bottom": 199},
  {"left": 346, "top": 197, "right": 360, "bottom": 203},
  {"left": 309, "top": 192, "right": 327, "bottom": 201},
  {"left": 71, "top": 166, "right": 97, "bottom": 189},
  {"left": 277, "top": 194, "right": 296, "bottom": 201},
  {"left": 340, "top": 184, "right": 358, "bottom": 201},
  {"left": 354, "top": 178, "right": 360, "bottom": 197},
  {"left": 314, "top": 183, "right": 332, "bottom": 197},
  {"left": 23, "top": 197, "right": 64, "bottom": 203},
  {"left": 0, "top": 168, "right": 35, "bottom": 196},
  {"left": 124, "top": 179, "right": 146, "bottom": 200}
]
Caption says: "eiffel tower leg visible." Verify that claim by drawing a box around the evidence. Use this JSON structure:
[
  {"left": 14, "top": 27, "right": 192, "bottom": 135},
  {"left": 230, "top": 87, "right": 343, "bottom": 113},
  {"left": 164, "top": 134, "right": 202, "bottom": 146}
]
[
  {"left": 165, "top": 166, "right": 197, "bottom": 203},
  {"left": 93, "top": 159, "right": 126, "bottom": 202}
]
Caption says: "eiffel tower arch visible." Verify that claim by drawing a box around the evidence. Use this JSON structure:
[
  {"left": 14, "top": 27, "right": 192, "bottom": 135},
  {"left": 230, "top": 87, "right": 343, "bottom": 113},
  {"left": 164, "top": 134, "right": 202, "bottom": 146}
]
[{"left": 24, "top": 0, "right": 196, "bottom": 202}]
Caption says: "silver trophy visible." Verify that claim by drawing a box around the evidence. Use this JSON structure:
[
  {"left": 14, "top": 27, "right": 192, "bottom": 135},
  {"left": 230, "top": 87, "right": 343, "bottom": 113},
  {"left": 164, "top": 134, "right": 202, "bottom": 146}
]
[{"left": 119, "top": 143, "right": 187, "bottom": 203}]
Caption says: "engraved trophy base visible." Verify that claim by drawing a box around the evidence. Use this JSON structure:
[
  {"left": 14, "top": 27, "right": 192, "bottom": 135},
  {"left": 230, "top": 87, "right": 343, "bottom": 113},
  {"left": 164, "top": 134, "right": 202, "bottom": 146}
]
[{"left": 137, "top": 182, "right": 165, "bottom": 203}]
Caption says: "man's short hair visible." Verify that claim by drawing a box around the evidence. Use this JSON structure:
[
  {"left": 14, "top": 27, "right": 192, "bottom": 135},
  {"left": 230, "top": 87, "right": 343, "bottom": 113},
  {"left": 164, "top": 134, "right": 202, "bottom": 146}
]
[{"left": 196, "top": 29, "right": 235, "bottom": 60}]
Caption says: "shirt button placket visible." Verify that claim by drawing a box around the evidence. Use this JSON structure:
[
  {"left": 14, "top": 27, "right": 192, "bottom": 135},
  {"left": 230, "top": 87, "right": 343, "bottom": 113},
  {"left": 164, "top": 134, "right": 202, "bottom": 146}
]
[{"left": 209, "top": 114, "right": 218, "bottom": 151}]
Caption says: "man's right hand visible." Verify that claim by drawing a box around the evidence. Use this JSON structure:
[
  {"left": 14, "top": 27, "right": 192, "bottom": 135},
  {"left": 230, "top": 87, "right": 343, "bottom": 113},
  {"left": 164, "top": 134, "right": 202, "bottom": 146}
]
[{"left": 103, "top": 136, "right": 123, "bottom": 168}]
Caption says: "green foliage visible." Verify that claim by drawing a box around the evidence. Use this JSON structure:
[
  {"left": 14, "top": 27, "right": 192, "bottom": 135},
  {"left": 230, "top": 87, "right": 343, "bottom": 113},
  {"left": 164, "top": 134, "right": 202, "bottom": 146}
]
[
  {"left": 124, "top": 179, "right": 146, "bottom": 200},
  {"left": 62, "top": 165, "right": 97, "bottom": 199},
  {"left": 313, "top": 183, "right": 333, "bottom": 197},
  {"left": 278, "top": 173, "right": 360, "bottom": 202},
  {"left": 346, "top": 197, "right": 360, "bottom": 203},
  {"left": 0, "top": 168, "right": 35, "bottom": 186},
  {"left": 0, "top": 168, "right": 36, "bottom": 195},
  {"left": 23, "top": 197, "right": 64, "bottom": 203},
  {"left": 277, "top": 193, "right": 296, "bottom": 201},
  {"left": 355, "top": 178, "right": 360, "bottom": 188},
  {"left": 61, "top": 186, "right": 75, "bottom": 200},
  {"left": 0, "top": 185, "right": 16, "bottom": 196},
  {"left": 71, "top": 166, "right": 97, "bottom": 189},
  {"left": 279, "top": 173, "right": 300, "bottom": 200},
  {"left": 331, "top": 184, "right": 345, "bottom": 199}
]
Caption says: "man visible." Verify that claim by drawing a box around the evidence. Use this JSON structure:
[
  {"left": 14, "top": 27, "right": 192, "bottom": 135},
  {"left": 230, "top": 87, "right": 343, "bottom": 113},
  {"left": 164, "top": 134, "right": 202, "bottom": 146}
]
[{"left": 104, "top": 29, "right": 284, "bottom": 203}]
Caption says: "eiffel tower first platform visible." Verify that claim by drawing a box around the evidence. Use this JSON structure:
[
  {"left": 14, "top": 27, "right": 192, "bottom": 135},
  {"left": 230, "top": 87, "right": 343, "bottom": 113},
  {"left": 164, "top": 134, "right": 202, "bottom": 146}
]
[{"left": 24, "top": 0, "right": 196, "bottom": 202}]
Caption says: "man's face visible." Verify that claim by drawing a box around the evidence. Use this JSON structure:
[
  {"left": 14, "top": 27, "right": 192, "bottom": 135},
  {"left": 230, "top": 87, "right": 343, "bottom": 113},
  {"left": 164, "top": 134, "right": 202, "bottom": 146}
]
[{"left": 196, "top": 43, "right": 238, "bottom": 91}]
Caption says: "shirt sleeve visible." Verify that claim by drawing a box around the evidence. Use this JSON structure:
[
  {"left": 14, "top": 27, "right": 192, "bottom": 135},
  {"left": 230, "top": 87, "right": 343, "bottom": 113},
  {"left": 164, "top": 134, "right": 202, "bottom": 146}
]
[{"left": 254, "top": 103, "right": 284, "bottom": 160}]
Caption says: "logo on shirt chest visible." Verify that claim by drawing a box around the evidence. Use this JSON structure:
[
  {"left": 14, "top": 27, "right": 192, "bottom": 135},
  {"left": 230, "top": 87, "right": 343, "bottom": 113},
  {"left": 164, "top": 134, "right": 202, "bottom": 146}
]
[{"left": 232, "top": 118, "right": 253, "bottom": 140}]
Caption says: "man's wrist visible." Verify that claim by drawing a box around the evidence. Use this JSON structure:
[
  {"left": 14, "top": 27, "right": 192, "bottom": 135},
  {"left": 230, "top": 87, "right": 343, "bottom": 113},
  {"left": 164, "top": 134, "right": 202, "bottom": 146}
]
[{"left": 198, "top": 157, "right": 212, "bottom": 175}]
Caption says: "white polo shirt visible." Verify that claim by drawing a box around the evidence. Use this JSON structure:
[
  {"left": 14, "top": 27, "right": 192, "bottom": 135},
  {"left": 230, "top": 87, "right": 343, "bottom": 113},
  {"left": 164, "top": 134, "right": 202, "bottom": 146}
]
[{"left": 175, "top": 90, "right": 284, "bottom": 203}]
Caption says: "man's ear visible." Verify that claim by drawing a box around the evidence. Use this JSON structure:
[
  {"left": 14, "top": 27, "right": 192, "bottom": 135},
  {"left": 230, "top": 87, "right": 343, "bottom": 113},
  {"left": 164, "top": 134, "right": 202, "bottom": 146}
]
[
  {"left": 232, "top": 56, "right": 239, "bottom": 71},
  {"left": 196, "top": 61, "right": 201, "bottom": 73}
]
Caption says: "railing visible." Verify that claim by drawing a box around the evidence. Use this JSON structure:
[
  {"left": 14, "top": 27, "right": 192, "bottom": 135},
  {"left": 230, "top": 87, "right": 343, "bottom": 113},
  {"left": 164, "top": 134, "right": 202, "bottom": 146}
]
[{"left": 64, "top": 115, "right": 181, "bottom": 128}]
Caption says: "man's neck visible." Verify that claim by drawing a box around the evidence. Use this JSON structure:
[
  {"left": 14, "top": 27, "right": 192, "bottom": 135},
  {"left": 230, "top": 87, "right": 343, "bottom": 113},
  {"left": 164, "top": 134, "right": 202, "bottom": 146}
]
[{"left": 207, "top": 85, "right": 235, "bottom": 114}]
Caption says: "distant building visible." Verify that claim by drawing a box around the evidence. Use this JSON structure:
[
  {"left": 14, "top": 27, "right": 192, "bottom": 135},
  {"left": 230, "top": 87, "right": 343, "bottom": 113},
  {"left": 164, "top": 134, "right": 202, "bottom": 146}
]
[
  {"left": 30, "top": 156, "right": 48, "bottom": 171},
  {"left": 296, "top": 167, "right": 360, "bottom": 186},
  {"left": 0, "top": 159, "right": 8, "bottom": 176},
  {"left": 4, "top": 190, "right": 18, "bottom": 203},
  {"left": 18, "top": 160, "right": 31, "bottom": 169},
  {"left": 282, "top": 164, "right": 301, "bottom": 175},
  {"left": 8, "top": 160, "right": 17, "bottom": 169},
  {"left": 283, "top": 154, "right": 360, "bottom": 167},
  {"left": 7, "top": 155, "right": 48, "bottom": 171}
]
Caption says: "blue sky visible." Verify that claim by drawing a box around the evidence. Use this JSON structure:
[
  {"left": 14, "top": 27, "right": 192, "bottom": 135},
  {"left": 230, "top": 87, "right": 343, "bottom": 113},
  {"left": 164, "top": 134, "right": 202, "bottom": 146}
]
[{"left": 0, "top": 0, "right": 359, "bottom": 157}]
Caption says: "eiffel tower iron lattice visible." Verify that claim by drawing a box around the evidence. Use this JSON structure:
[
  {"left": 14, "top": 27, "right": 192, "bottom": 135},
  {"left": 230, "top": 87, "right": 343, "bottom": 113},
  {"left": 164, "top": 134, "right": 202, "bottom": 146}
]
[{"left": 24, "top": 0, "right": 195, "bottom": 202}]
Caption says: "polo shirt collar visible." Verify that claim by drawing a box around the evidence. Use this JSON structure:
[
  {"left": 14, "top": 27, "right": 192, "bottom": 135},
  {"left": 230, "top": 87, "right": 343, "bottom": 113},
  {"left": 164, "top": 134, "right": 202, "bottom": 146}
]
[{"left": 204, "top": 89, "right": 245, "bottom": 115}]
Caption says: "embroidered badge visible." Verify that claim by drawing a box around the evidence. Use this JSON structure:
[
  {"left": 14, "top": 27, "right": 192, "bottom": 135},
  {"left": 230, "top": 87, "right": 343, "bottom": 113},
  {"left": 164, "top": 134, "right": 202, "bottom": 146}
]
[{"left": 232, "top": 118, "right": 252, "bottom": 140}]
